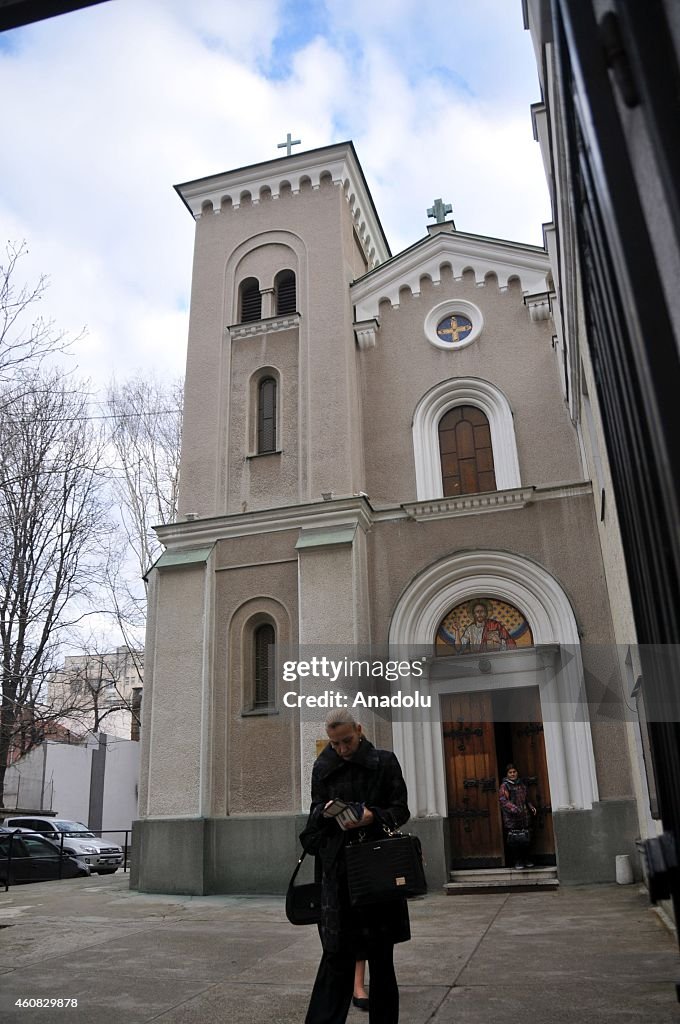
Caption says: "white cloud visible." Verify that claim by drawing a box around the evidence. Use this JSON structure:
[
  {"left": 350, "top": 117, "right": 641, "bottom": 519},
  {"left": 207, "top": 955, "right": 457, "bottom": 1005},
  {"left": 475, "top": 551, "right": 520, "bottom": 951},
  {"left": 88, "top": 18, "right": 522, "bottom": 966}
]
[
  {"left": 156, "top": 0, "right": 283, "bottom": 64},
  {"left": 0, "top": 0, "right": 550, "bottom": 393},
  {"left": 322, "top": 0, "right": 539, "bottom": 102}
]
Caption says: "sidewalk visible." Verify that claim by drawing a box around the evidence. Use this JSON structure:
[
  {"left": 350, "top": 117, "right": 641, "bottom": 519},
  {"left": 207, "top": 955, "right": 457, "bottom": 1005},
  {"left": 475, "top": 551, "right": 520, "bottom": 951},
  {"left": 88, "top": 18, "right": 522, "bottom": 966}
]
[{"left": 0, "top": 873, "right": 678, "bottom": 1023}]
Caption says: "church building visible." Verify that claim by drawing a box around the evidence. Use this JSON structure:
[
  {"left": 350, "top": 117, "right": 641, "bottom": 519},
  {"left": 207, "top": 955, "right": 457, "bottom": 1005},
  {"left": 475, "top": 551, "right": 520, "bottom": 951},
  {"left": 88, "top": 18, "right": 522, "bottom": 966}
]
[{"left": 133, "top": 141, "right": 639, "bottom": 894}]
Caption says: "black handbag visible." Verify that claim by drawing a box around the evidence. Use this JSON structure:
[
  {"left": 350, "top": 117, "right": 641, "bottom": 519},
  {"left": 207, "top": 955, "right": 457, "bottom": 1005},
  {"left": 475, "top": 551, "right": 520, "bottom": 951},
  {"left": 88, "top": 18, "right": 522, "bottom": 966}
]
[
  {"left": 506, "top": 828, "right": 530, "bottom": 845},
  {"left": 285, "top": 850, "right": 322, "bottom": 926},
  {"left": 345, "top": 826, "right": 427, "bottom": 907}
]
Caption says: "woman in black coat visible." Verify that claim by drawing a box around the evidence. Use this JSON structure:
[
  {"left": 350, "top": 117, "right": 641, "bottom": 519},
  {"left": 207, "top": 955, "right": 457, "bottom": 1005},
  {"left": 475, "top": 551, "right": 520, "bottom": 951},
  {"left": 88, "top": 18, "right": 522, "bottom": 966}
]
[{"left": 300, "top": 710, "right": 411, "bottom": 1024}]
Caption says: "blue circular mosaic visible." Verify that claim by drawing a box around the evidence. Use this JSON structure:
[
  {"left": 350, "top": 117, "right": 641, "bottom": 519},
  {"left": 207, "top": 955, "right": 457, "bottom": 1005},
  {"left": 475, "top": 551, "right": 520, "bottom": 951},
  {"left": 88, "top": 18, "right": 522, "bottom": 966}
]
[{"left": 436, "top": 314, "right": 473, "bottom": 345}]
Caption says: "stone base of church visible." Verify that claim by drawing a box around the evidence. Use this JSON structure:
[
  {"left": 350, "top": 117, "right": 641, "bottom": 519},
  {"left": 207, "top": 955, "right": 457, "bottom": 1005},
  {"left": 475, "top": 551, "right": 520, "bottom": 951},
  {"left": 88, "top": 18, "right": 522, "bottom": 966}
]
[
  {"left": 553, "top": 799, "right": 641, "bottom": 884},
  {"left": 130, "top": 803, "right": 639, "bottom": 895},
  {"left": 130, "top": 814, "right": 306, "bottom": 896},
  {"left": 130, "top": 814, "right": 451, "bottom": 896}
]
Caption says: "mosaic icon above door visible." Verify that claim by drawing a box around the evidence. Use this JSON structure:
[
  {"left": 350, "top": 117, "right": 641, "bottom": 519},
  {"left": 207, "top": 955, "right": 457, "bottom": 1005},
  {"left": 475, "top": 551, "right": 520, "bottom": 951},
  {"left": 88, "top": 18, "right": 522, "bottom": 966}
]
[{"left": 436, "top": 597, "right": 533, "bottom": 655}]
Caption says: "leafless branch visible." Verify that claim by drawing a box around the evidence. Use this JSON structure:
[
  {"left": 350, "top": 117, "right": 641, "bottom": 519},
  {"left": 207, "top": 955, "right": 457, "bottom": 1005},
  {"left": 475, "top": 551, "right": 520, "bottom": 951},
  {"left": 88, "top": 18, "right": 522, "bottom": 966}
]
[
  {"left": 0, "top": 241, "right": 84, "bottom": 394},
  {"left": 105, "top": 375, "right": 182, "bottom": 580},
  {"left": 0, "top": 368, "right": 109, "bottom": 803}
]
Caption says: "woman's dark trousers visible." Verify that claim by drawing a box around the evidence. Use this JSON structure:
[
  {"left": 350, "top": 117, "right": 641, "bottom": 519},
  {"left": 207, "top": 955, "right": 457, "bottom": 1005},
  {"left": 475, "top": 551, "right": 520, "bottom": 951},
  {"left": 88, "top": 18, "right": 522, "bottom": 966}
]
[{"left": 305, "top": 944, "right": 399, "bottom": 1024}]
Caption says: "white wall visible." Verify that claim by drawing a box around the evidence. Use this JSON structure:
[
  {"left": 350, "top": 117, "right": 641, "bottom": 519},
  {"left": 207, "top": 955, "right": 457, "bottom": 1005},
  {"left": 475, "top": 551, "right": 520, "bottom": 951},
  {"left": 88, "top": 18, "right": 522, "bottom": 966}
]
[
  {"left": 45, "top": 741, "right": 95, "bottom": 822},
  {"left": 4, "top": 746, "right": 51, "bottom": 810},
  {"left": 4, "top": 735, "right": 139, "bottom": 847},
  {"left": 102, "top": 738, "right": 140, "bottom": 846}
]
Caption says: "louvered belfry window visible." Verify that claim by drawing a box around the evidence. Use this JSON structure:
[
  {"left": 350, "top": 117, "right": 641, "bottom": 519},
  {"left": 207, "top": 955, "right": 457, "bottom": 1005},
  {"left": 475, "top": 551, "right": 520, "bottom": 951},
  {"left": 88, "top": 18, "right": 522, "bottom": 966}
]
[
  {"left": 240, "top": 277, "right": 262, "bottom": 322},
  {"left": 275, "top": 270, "right": 296, "bottom": 315},
  {"left": 438, "top": 405, "right": 496, "bottom": 496},
  {"left": 258, "top": 377, "right": 277, "bottom": 453},
  {"left": 254, "top": 623, "right": 275, "bottom": 708}
]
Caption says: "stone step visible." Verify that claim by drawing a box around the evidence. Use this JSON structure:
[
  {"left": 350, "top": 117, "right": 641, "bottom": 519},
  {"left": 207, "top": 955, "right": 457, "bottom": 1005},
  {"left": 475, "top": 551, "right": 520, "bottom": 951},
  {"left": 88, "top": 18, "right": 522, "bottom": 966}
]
[
  {"left": 449, "top": 866, "right": 557, "bottom": 884},
  {"left": 444, "top": 878, "right": 559, "bottom": 895},
  {"left": 445, "top": 866, "right": 559, "bottom": 894}
]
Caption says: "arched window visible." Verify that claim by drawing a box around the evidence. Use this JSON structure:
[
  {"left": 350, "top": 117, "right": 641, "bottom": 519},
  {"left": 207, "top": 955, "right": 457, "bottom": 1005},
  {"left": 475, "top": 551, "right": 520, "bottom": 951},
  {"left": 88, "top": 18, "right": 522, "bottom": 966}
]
[
  {"left": 239, "top": 277, "right": 262, "bottom": 322},
  {"left": 438, "top": 405, "right": 496, "bottom": 496},
  {"left": 257, "top": 377, "right": 277, "bottom": 453},
  {"left": 275, "top": 269, "right": 296, "bottom": 315},
  {"left": 253, "top": 623, "right": 275, "bottom": 708},
  {"left": 412, "top": 378, "right": 520, "bottom": 500}
]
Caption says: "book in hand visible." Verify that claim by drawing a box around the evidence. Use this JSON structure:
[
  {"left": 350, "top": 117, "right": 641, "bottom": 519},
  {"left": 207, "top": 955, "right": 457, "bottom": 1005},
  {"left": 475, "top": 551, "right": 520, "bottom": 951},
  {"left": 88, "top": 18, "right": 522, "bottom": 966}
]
[{"left": 322, "top": 799, "right": 364, "bottom": 829}]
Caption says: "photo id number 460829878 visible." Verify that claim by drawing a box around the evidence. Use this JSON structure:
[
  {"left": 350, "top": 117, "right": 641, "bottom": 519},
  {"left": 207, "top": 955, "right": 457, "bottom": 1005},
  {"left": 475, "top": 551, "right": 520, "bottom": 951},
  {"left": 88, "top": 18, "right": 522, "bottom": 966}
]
[{"left": 15, "top": 999, "right": 78, "bottom": 1008}]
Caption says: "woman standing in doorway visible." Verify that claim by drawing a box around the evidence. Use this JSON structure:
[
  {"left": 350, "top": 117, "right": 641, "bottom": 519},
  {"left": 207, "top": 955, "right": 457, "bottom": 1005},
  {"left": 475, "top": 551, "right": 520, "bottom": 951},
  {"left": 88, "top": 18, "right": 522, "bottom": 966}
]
[{"left": 499, "top": 763, "right": 537, "bottom": 869}]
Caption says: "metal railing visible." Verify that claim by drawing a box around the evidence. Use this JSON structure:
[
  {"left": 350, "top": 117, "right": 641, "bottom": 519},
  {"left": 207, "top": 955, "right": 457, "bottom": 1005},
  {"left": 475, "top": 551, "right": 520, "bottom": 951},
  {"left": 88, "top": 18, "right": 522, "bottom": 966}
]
[{"left": 1, "top": 829, "right": 132, "bottom": 891}]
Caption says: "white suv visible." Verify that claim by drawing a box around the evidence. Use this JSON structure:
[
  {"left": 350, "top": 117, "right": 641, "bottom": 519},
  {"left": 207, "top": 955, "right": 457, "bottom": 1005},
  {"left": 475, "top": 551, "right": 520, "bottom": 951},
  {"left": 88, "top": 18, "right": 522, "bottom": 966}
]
[{"left": 1, "top": 817, "right": 123, "bottom": 874}]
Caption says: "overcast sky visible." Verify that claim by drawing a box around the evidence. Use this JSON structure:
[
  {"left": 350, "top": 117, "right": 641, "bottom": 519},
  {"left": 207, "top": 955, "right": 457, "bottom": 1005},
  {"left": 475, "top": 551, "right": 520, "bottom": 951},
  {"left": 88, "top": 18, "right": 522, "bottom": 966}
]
[{"left": 1, "top": 0, "right": 550, "bottom": 391}]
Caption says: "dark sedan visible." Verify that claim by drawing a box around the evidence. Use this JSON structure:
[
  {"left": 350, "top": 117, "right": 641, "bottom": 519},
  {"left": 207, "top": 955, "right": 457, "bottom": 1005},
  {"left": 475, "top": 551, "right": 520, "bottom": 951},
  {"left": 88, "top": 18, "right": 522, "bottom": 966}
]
[{"left": 0, "top": 827, "right": 90, "bottom": 885}]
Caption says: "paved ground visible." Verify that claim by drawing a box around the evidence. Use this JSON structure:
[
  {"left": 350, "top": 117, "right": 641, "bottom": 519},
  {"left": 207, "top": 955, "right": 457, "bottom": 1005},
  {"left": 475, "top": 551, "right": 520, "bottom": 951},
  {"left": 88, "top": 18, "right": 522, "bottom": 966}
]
[{"left": 0, "top": 873, "right": 678, "bottom": 1023}]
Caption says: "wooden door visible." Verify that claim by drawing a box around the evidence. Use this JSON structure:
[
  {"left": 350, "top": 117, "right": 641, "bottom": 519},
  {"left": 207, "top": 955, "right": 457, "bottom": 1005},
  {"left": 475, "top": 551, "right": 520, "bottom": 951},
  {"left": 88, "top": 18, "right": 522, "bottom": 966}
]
[
  {"left": 508, "top": 687, "right": 555, "bottom": 858},
  {"left": 442, "top": 692, "right": 504, "bottom": 868}
]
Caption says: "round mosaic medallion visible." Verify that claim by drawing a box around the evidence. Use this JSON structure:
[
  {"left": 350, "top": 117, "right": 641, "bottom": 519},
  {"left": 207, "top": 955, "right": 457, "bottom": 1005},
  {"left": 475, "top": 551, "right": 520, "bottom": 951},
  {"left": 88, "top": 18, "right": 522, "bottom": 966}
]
[{"left": 436, "top": 313, "right": 473, "bottom": 346}]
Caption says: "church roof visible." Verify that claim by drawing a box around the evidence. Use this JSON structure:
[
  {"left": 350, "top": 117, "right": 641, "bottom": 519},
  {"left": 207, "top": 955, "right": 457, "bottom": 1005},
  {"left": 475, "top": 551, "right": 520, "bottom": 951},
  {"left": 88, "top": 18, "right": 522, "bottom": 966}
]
[
  {"left": 175, "top": 141, "right": 391, "bottom": 269},
  {"left": 350, "top": 225, "right": 550, "bottom": 321}
]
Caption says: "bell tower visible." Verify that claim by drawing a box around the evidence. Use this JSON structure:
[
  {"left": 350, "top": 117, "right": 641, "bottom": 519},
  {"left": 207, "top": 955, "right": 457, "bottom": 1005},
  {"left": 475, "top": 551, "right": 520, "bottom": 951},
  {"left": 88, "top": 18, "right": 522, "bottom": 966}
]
[{"left": 174, "top": 142, "right": 390, "bottom": 519}]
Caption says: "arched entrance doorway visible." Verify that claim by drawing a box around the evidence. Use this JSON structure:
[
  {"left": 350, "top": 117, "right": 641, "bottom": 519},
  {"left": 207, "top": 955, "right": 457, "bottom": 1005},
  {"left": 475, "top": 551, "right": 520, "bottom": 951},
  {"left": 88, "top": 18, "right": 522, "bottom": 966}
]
[
  {"left": 435, "top": 595, "right": 555, "bottom": 868},
  {"left": 441, "top": 687, "right": 555, "bottom": 868},
  {"left": 388, "top": 550, "right": 599, "bottom": 875}
]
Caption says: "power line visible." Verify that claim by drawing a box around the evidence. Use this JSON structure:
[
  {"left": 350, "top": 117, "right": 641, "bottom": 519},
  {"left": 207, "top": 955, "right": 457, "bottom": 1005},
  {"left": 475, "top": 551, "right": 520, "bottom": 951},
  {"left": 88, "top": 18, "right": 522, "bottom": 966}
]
[{"left": 1, "top": 406, "right": 182, "bottom": 425}]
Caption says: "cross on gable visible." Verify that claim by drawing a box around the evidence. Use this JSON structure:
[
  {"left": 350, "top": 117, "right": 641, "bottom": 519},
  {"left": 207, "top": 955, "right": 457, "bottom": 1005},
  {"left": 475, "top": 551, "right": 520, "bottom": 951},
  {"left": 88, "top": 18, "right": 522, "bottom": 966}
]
[
  {"left": 277, "top": 133, "right": 302, "bottom": 157},
  {"left": 427, "top": 198, "right": 453, "bottom": 224}
]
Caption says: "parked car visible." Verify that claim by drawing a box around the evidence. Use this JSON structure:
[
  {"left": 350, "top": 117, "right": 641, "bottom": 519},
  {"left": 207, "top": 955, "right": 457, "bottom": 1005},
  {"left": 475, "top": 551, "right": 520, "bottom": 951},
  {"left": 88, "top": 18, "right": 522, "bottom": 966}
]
[
  {"left": 0, "top": 817, "right": 123, "bottom": 874},
  {"left": 0, "top": 827, "right": 90, "bottom": 885}
]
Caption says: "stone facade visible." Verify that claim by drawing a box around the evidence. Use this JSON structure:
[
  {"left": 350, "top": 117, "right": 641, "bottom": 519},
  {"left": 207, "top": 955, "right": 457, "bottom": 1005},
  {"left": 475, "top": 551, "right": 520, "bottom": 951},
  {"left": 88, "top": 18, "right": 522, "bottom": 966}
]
[{"left": 134, "top": 142, "right": 638, "bottom": 894}]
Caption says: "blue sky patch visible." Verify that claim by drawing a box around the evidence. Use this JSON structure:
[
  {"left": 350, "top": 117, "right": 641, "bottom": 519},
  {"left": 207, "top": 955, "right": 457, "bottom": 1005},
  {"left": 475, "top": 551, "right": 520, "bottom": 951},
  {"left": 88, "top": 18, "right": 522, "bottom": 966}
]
[
  {"left": 0, "top": 28, "right": 23, "bottom": 55},
  {"left": 265, "top": 0, "right": 331, "bottom": 79},
  {"left": 429, "top": 65, "right": 475, "bottom": 98}
]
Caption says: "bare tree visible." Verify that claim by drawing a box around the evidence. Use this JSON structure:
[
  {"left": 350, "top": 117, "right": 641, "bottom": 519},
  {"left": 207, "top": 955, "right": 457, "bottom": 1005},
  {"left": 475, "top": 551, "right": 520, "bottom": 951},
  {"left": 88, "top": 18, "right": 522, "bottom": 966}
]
[
  {"left": 0, "top": 246, "right": 180, "bottom": 797},
  {"left": 0, "top": 241, "right": 80, "bottom": 390},
  {"left": 43, "top": 378, "right": 183, "bottom": 740},
  {"left": 0, "top": 369, "right": 109, "bottom": 805},
  {"left": 96, "top": 375, "right": 182, "bottom": 667},
  {"left": 106, "top": 374, "right": 182, "bottom": 580}
]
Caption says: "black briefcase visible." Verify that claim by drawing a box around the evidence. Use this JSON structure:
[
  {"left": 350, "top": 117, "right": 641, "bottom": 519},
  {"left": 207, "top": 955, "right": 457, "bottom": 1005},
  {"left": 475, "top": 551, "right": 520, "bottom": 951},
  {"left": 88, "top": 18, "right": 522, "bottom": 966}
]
[
  {"left": 345, "top": 828, "right": 427, "bottom": 907},
  {"left": 285, "top": 851, "right": 322, "bottom": 925}
]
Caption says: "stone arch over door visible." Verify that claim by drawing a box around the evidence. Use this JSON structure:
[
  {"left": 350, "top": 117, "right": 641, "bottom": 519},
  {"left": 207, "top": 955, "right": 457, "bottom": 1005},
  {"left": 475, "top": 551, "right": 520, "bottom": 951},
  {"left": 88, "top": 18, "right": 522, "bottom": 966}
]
[{"left": 388, "top": 550, "right": 599, "bottom": 818}]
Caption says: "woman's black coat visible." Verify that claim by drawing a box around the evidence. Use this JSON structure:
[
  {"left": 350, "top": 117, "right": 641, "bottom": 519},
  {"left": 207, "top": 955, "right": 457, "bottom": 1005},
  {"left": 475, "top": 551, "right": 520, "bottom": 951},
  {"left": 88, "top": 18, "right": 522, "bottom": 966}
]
[{"left": 299, "top": 736, "right": 411, "bottom": 953}]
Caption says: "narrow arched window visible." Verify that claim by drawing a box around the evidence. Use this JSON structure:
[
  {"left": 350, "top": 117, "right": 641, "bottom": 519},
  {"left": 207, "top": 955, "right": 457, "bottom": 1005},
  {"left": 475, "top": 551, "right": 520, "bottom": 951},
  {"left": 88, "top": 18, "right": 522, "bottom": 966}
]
[
  {"left": 254, "top": 623, "right": 275, "bottom": 708},
  {"left": 275, "top": 270, "right": 296, "bottom": 315},
  {"left": 438, "top": 405, "right": 496, "bottom": 496},
  {"left": 239, "top": 277, "right": 262, "bottom": 322},
  {"left": 258, "top": 377, "right": 277, "bottom": 453}
]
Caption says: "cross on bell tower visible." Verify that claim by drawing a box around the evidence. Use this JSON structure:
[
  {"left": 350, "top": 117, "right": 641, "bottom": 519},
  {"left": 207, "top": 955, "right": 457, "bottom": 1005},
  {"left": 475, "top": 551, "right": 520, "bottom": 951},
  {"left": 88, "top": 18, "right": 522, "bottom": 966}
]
[{"left": 277, "top": 133, "right": 302, "bottom": 157}]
